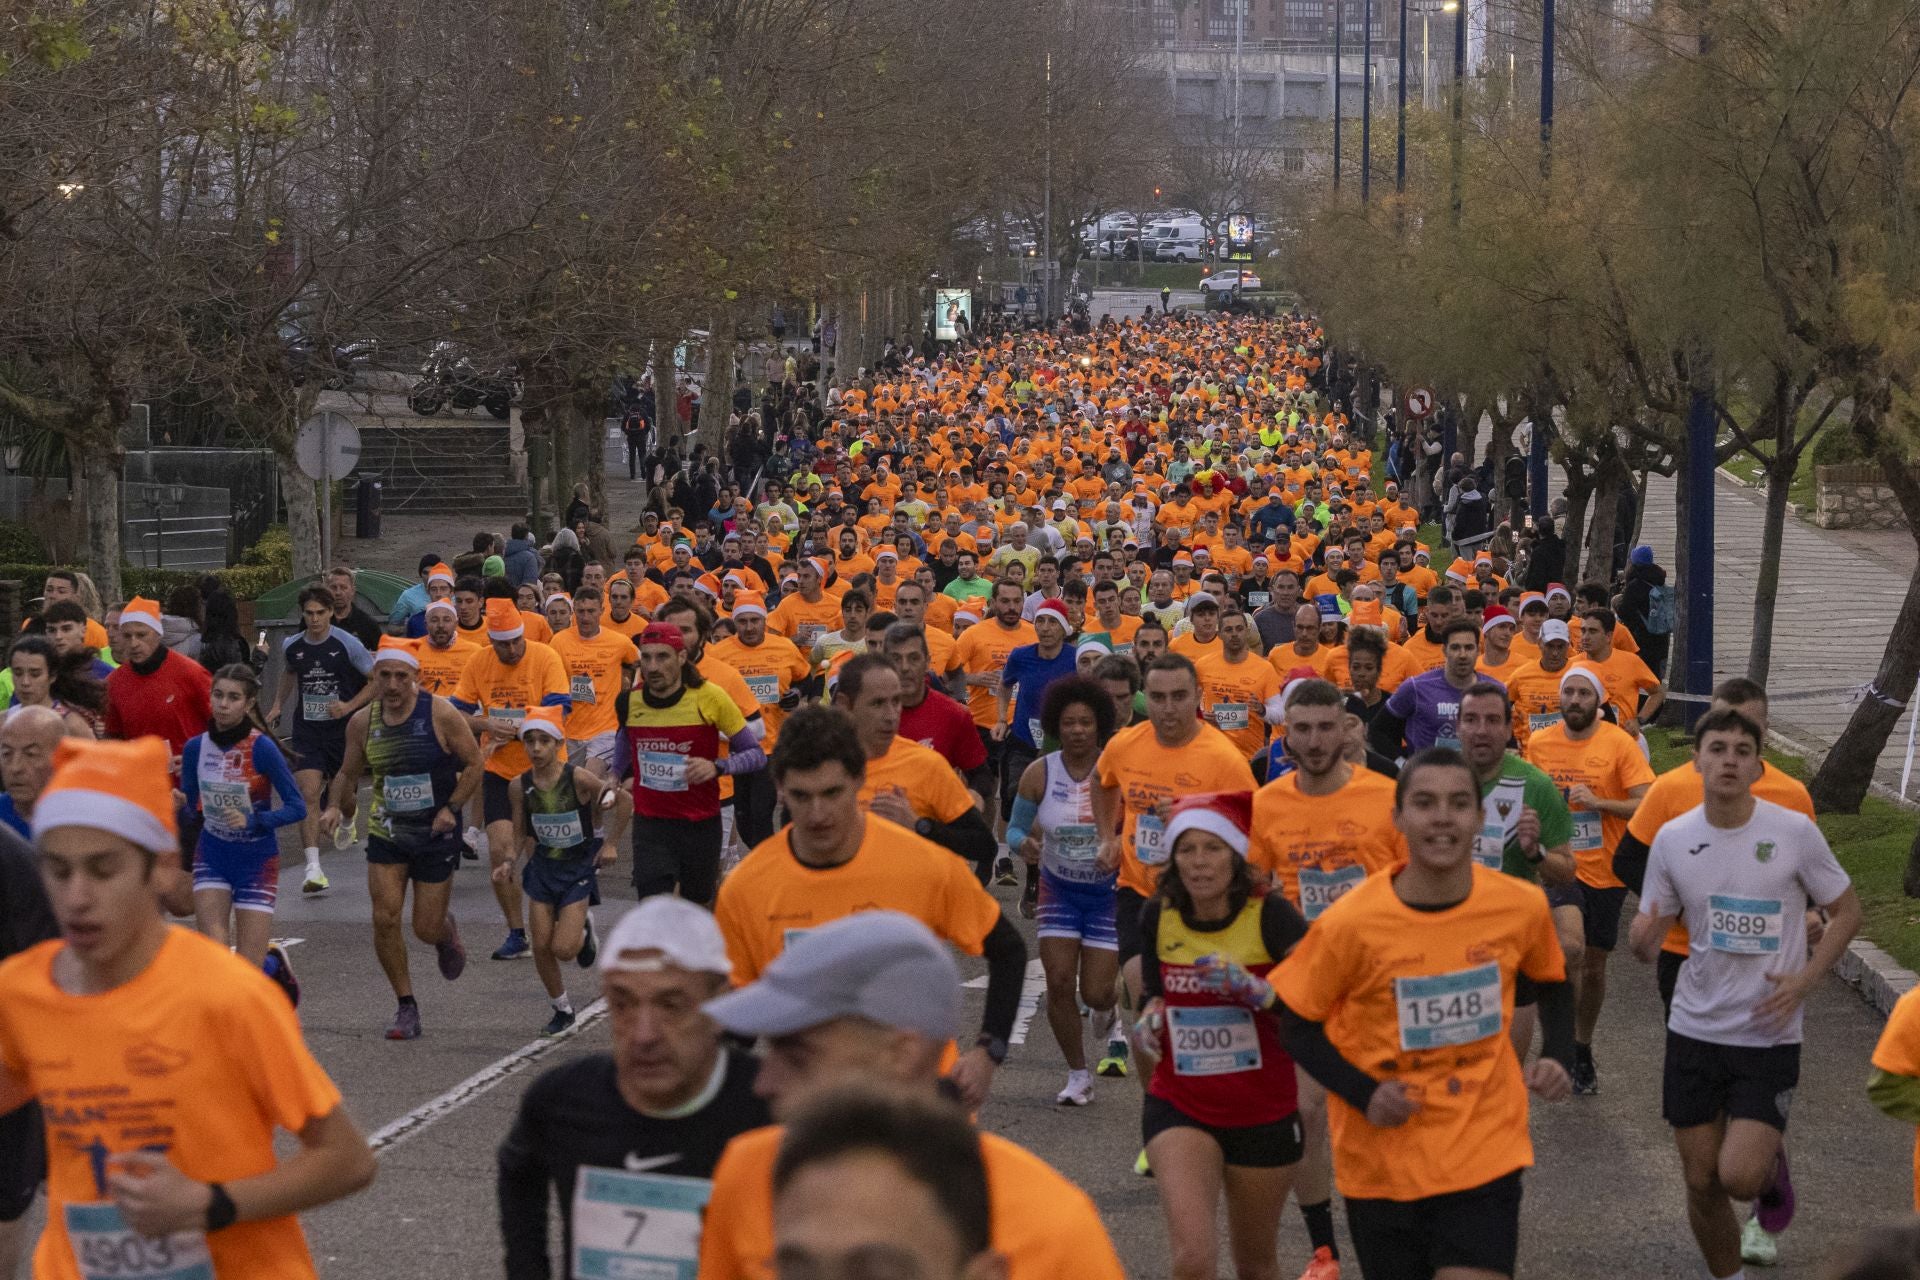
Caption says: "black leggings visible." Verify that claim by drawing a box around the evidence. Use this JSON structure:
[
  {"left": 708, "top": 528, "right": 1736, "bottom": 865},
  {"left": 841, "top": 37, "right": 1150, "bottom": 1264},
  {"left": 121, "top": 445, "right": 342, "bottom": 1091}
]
[{"left": 631, "top": 814, "right": 723, "bottom": 907}]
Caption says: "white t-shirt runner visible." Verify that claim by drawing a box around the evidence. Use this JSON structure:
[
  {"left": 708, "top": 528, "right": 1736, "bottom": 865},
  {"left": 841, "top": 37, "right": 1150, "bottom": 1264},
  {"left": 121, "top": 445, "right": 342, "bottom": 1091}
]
[{"left": 1641, "top": 798, "right": 1851, "bottom": 1047}]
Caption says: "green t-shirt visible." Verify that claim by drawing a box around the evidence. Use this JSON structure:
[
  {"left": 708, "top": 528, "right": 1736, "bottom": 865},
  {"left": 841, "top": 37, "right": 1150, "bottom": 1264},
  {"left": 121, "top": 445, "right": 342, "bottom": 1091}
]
[{"left": 1476, "top": 754, "right": 1573, "bottom": 880}]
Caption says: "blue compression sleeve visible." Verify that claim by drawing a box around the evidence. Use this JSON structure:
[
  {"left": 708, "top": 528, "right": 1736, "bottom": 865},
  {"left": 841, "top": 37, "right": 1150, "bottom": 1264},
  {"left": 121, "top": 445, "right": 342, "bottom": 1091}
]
[{"left": 1005, "top": 792, "right": 1041, "bottom": 853}]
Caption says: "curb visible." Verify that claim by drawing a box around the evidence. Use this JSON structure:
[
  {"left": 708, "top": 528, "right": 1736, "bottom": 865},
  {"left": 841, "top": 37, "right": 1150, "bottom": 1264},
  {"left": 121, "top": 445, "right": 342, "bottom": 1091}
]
[{"left": 1837, "top": 940, "right": 1918, "bottom": 1019}]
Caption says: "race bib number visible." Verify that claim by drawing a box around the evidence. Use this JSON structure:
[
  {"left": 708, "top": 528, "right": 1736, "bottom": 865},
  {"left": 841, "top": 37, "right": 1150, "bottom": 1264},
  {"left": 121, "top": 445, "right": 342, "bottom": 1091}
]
[
  {"left": 1297, "top": 863, "right": 1366, "bottom": 921},
  {"left": 1570, "top": 809, "right": 1602, "bottom": 852},
  {"left": 1026, "top": 717, "right": 1043, "bottom": 745},
  {"left": 1395, "top": 962, "right": 1503, "bottom": 1051},
  {"left": 1052, "top": 823, "right": 1100, "bottom": 862},
  {"left": 1528, "top": 711, "right": 1562, "bottom": 733},
  {"left": 1473, "top": 823, "right": 1507, "bottom": 870},
  {"left": 1168, "top": 1004, "right": 1261, "bottom": 1076},
  {"left": 1134, "top": 813, "right": 1169, "bottom": 865},
  {"left": 793, "top": 623, "right": 824, "bottom": 649},
  {"left": 66, "top": 1203, "right": 212, "bottom": 1280},
  {"left": 640, "top": 751, "right": 689, "bottom": 792},
  {"left": 532, "top": 810, "right": 586, "bottom": 850},
  {"left": 570, "top": 674, "right": 597, "bottom": 705},
  {"left": 1247, "top": 592, "right": 1270, "bottom": 608},
  {"left": 570, "top": 1167, "right": 709, "bottom": 1280},
  {"left": 1211, "top": 702, "right": 1250, "bottom": 732},
  {"left": 744, "top": 674, "right": 780, "bottom": 705},
  {"left": 383, "top": 773, "right": 435, "bottom": 814},
  {"left": 782, "top": 927, "right": 813, "bottom": 949},
  {"left": 1434, "top": 734, "right": 1462, "bottom": 752},
  {"left": 1708, "top": 894, "right": 1784, "bottom": 954},
  {"left": 490, "top": 706, "right": 527, "bottom": 734},
  {"left": 300, "top": 692, "right": 333, "bottom": 722},
  {"left": 199, "top": 779, "right": 251, "bottom": 823}
]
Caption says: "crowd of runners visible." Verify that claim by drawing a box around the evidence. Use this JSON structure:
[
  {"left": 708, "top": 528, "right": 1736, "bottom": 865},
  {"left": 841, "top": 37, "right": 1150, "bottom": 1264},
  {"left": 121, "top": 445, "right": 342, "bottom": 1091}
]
[{"left": 0, "top": 308, "right": 1914, "bottom": 1280}]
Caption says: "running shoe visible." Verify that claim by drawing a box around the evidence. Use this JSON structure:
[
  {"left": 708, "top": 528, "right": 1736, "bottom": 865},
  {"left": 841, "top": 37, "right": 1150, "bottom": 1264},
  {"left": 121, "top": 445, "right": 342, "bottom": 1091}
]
[
  {"left": 1755, "top": 1147, "right": 1796, "bottom": 1233},
  {"left": 542, "top": 1007, "right": 576, "bottom": 1037},
  {"left": 1096, "top": 1037, "right": 1130, "bottom": 1078},
  {"left": 460, "top": 834, "right": 479, "bottom": 862},
  {"left": 1298, "top": 1246, "right": 1341, "bottom": 1280},
  {"left": 385, "top": 1003, "right": 422, "bottom": 1041},
  {"left": 302, "top": 868, "right": 329, "bottom": 895},
  {"left": 1741, "top": 1217, "right": 1780, "bottom": 1267},
  {"left": 1132, "top": 1148, "right": 1152, "bottom": 1178},
  {"left": 1570, "top": 1047, "right": 1599, "bottom": 1096},
  {"left": 1055, "top": 1070, "right": 1094, "bottom": 1107},
  {"left": 331, "top": 815, "right": 355, "bottom": 850},
  {"left": 993, "top": 856, "right": 1017, "bottom": 887},
  {"left": 263, "top": 944, "right": 300, "bottom": 1009},
  {"left": 492, "top": 929, "right": 530, "bottom": 961},
  {"left": 436, "top": 914, "right": 467, "bottom": 981},
  {"left": 577, "top": 914, "right": 599, "bottom": 969}
]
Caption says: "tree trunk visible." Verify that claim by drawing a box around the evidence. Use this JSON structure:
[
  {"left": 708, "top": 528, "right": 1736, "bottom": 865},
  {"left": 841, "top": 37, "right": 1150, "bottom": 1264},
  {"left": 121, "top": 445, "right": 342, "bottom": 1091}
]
[
  {"left": 551, "top": 405, "right": 574, "bottom": 521},
  {"left": 1559, "top": 454, "right": 1594, "bottom": 583},
  {"left": 650, "top": 343, "right": 678, "bottom": 445},
  {"left": 85, "top": 446, "right": 124, "bottom": 605},
  {"left": 281, "top": 452, "right": 322, "bottom": 580},
  {"left": 1665, "top": 441, "right": 1692, "bottom": 726},
  {"left": 583, "top": 394, "right": 608, "bottom": 520},
  {"left": 698, "top": 314, "right": 733, "bottom": 457},
  {"left": 1745, "top": 457, "right": 1793, "bottom": 684},
  {"left": 1582, "top": 457, "right": 1623, "bottom": 584},
  {"left": 1810, "top": 398, "right": 1920, "bottom": 814}
]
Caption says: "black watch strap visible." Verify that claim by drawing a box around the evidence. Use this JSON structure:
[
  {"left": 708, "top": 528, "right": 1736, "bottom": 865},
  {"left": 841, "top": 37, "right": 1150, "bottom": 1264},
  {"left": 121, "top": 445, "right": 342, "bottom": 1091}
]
[
  {"left": 975, "top": 1033, "right": 1009, "bottom": 1065},
  {"left": 205, "top": 1182, "right": 238, "bottom": 1232}
]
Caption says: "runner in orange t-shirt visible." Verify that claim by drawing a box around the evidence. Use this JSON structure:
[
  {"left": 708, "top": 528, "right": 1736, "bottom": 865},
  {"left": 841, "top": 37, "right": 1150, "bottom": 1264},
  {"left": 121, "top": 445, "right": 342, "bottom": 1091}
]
[
  {"left": 0, "top": 738, "right": 375, "bottom": 1280},
  {"left": 1269, "top": 748, "right": 1573, "bottom": 1280}
]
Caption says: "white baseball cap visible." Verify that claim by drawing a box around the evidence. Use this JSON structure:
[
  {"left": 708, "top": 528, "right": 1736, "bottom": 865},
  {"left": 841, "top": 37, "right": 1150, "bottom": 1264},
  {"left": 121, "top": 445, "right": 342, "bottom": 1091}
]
[{"left": 598, "top": 897, "right": 732, "bottom": 976}]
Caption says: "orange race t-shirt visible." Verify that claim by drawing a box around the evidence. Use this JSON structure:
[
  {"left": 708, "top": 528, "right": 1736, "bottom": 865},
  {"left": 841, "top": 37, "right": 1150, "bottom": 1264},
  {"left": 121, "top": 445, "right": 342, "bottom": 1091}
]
[
  {"left": 709, "top": 634, "right": 812, "bottom": 749},
  {"left": 1095, "top": 721, "right": 1255, "bottom": 897},
  {"left": 1872, "top": 987, "right": 1920, "bottom": 1212},
  {"left": 414, "top": 634, "right": 480, "bottom": 697},
  {"left": 0, "top": 929, "right": 344, "bottom": 1280},
  {"left": 1194, "top": 651, "right": 1283, "bottom": 759},
  {"left": 713, "top": 815, "right": 1002, "bottom": 985},
  {"left": 452, "top": 641, "right": 572, "bottom": 778},
  {"left": 698, "top": 1125, "right": 1125, "bottom": 1280},
  {"left": 1522, "top": 720, "right": 1654, "bottom": 890},
  {"left": 949, "top": 618, "right": 1037, "bottom": 728},
  {"left": 859, "top": 736, "right": 976, "bottom": 823},
  {"left": 1247, "top": 768, "right": 1405, "bottom": 920},
  {"left": 1270, "top": 867, "right": 1566, "bottom": 1201},
  {"left": 548, "top": 627, "right": 639, "bottom": 740}
]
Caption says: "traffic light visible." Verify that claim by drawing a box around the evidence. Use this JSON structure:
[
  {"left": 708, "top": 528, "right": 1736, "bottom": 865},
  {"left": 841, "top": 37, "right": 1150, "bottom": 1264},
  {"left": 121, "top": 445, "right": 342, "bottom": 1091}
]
[{"left": 1153, "top": 186, "right": 1162, "bottom": 199}]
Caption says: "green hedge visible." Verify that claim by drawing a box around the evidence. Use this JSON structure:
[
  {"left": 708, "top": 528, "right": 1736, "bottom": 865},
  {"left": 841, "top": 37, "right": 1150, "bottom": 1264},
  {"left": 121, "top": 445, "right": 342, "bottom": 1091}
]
[
  {"left": 0, "top": 524, "right": 293, "bottom": 605},
  {"left": 0, "top": 522, "right": 48, "bottom": 563}
]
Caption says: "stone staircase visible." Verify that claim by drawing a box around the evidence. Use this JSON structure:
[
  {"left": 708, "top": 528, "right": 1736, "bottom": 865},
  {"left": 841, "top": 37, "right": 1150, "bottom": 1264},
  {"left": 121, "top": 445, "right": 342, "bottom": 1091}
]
[{"left": 352, "top": 424, "right": 525, "bottom": 514}]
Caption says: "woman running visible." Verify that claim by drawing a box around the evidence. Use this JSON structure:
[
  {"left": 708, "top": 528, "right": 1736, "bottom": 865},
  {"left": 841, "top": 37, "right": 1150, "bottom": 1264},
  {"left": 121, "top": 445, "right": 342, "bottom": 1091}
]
[
  {"left": 6, "top": 635, "right": 101, "bottom": 738},
  {"left": 1134, "top": 790, "right": 1310, "bottom": 1280},
  {"left": 1006, "top": 676, "right": 1121, "bottom": 1106},
  {"left": 182, "top": 663, "right": 307, "bottom": 1005}
]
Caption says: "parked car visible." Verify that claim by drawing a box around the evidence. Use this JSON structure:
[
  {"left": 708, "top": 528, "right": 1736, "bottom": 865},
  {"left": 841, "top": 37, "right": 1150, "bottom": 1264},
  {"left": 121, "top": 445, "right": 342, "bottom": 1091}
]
[{"left": 1199, "top": 269, "right": 1262, "bottom": 295}]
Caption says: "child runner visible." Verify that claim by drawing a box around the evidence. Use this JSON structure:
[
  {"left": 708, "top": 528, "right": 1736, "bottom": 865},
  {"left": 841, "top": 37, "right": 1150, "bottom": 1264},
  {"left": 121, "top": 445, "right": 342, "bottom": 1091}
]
[
  {"left": 495, "top": 707, "right": 632, "bottom": 1035},
  {"left": 181, "top": 663, "right": 306, "bottom": 1005}
]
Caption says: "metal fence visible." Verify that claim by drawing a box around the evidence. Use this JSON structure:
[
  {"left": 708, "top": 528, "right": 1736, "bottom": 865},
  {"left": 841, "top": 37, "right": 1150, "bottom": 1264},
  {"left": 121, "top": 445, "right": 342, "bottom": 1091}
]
[
  {"left": 125, "top": 449, "right": 280, "bottom": 554},
  {"left": 122, "top": 481, "right": 232, "bottom": 570}
]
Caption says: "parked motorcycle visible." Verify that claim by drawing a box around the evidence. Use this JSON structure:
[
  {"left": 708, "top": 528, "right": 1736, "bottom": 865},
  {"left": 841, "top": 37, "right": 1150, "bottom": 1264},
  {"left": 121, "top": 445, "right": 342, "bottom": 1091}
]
[
  {"left": 284, "top": 327, "right": 378, "bottom": 390},
  {"left": 408, "top": 342, "right": 517, "bottom": 420}
]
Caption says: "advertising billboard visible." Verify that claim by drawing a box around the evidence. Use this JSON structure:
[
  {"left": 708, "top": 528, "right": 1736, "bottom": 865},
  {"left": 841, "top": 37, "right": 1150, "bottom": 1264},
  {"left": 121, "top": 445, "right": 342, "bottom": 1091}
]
[{"left": 935, "top": 288, "right": 973, "bottom": 341}]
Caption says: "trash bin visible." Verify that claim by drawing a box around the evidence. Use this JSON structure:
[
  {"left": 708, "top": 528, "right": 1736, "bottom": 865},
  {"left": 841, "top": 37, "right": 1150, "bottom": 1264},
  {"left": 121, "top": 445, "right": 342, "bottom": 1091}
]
[{"left": 355, "top": 474, "right": 382, "bottom": 540}]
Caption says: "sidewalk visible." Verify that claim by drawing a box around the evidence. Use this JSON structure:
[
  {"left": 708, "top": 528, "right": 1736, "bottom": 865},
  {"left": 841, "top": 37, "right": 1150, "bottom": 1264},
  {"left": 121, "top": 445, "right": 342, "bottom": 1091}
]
[{"left": 1635, "top": 470, "right": 1920, "bottom": 795}]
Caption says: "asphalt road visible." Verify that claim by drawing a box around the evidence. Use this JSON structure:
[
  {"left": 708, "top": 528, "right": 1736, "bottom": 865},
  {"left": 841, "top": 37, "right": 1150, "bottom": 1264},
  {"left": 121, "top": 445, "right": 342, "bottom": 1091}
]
[{"left": 11, "top": 826, "right": 1912, "bottom": 1280}]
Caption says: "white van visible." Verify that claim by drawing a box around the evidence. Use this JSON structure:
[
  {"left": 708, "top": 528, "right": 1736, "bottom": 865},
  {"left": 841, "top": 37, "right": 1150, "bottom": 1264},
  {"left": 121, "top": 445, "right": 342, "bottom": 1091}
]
[{"left": 1146, "top": 217, "right": 1207, "bottom": 261}]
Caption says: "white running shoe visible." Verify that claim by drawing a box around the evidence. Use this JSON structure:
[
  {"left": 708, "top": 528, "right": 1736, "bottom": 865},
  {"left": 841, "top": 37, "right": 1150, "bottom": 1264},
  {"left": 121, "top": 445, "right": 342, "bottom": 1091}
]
[{"left": 1055, "top": 1070, "right": 1094, "bottom": 1107}]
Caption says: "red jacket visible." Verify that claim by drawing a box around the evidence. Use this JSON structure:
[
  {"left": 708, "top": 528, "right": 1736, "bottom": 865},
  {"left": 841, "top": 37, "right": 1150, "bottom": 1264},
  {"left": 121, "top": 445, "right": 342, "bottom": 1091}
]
[{"left": 105, "top": 650, "right": 212, "bottom": 763}]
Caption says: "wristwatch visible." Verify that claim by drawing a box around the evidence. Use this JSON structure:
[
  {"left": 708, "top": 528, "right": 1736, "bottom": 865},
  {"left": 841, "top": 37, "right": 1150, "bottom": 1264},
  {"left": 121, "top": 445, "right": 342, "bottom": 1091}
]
[
  {"left": 205, "top": 1183, "right": 238, "bottom": 1232},
  {"left": 975, "top": 1033, "right": 1009, "bottom": 1065},
  {"left": 914, "top": 817, "right": 936, "bottom": 837}
]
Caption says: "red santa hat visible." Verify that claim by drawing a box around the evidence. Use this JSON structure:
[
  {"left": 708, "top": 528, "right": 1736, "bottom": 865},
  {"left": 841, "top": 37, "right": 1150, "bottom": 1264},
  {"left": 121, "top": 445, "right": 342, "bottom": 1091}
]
[{"left": 1163, "top": 790, "right": 1253, "bottom": 859}]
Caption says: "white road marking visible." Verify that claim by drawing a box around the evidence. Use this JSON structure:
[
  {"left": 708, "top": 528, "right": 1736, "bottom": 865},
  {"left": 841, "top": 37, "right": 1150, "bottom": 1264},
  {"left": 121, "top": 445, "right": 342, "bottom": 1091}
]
[
  {"left": 367, "top": 998, "right": 608, "bottom": 1152},
  {"left": 269, "top": 937, "right": 306, "bottom": 950},
  {"left": 963, "top": 958, "right": 1046, "bottom": 1045}
]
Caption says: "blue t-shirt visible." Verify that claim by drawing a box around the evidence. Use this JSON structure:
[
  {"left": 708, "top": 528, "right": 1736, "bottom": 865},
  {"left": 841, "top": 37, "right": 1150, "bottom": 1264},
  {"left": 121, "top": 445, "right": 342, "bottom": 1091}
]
[
  {"left": 1002, "top": 643, "right": 1078, "bottom": 750},
  {"left": 1385, "top": 668, "right": 1505, "bottom": 754},
  {"left": 0, "top": 795, "right": 28, "bottom": 840},
  {"left": 280, "top": 626, "right": 373, "bottom": 736}
]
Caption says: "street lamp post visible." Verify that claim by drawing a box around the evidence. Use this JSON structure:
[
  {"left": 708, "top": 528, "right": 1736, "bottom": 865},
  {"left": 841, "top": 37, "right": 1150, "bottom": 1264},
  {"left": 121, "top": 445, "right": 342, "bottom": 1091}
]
[
  {"left": 1361, "top": 0, "right": 1372, "bottom": 203},
  {"left": 1395, "top": 0, "right": 1407, "bottom": 192},
  {"left": 1333, "top": 0, "right": 1343, "bottom": 193},
  {"left": 1449, "top": 0, "right": 1464, "bottom": 224}
]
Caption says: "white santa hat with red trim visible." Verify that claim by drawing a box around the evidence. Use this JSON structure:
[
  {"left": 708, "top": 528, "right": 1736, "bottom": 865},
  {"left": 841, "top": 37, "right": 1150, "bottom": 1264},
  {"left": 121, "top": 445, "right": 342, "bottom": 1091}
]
[{"left": 1163, "top": 790, "right": 1253, "bottom": 858}]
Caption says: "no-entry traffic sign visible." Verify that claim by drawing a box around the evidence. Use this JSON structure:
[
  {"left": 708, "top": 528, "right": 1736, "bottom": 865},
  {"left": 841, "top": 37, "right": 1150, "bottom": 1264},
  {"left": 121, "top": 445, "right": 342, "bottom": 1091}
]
[{"left": 1404, "top": 386, "right": 1435, "bottom": 419}]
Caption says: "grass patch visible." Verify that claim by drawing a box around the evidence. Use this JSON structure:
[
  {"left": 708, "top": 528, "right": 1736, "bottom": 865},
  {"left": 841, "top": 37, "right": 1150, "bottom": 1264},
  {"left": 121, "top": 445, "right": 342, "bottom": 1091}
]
[{"left": 1648, "top": 727, "right": 1920, "bottom": 974}]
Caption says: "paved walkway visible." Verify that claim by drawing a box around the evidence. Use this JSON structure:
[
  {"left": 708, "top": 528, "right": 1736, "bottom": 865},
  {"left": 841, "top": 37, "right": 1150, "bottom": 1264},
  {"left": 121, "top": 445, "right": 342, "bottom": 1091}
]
[{"left": 1631, "top": 470, "right": 1920, "bottom": 796}]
